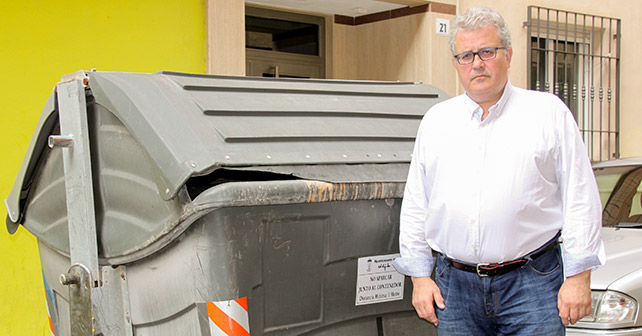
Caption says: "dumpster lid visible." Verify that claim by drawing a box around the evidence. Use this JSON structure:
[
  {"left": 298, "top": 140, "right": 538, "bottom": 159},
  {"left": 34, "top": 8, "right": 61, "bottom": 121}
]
[
  {"left": 6, "top": 71, "right": 448, "bottom": 224},
  {"left": 6, "top": 91, "right": 58, "bottom": 224}
]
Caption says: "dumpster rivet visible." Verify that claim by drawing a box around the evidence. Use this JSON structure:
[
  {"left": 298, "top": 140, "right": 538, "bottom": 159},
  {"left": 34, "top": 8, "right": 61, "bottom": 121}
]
[
  {"left": 60, "top": 273, "right": 80, "bottom": 286},
  {"left": 48, "top": 135, "right": 74, "bottom": 148},
  {"left": 377, "top": 154, "right": 382, "bottom": 158},
  {"left": 190, "top": 162, "right": 197, "bottom": 168},
  {"left": 305, "top": 155, "right": 311, "bottom": 159},
  {"left": 225, "top": 155, "right": 231, "bottom": 160},
  {"left": 342, "top": 154, "right": 347, "bottom": 158},
  {"left": 165, "top": 188, "right": 170, "bottom": 194},
  {"left": 266, "top": 155, "right": 272, "bottom": 159}
]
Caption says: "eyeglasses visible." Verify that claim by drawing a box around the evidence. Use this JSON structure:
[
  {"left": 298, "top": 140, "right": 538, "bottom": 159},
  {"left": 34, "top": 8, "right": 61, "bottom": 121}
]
[{"left": 453, "top": 47, "right": 506, "bottom": 65}]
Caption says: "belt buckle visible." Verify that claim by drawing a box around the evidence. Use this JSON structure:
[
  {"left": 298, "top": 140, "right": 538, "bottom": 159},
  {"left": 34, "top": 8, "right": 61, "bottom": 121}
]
[{"left": 476, "top": 263, "right": 490, "bottom": 277}]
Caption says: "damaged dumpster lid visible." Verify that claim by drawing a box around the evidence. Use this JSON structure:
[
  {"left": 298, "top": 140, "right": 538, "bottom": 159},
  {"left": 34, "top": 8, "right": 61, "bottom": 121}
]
[{"left": 6, "top": 71, "right": 448, "bottom": 224}]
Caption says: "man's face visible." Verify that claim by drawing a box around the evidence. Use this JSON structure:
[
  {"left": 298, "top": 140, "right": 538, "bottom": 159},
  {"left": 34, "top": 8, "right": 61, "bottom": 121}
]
[{"left": 453, "top": 25, "right": 513, "bottom": 106}]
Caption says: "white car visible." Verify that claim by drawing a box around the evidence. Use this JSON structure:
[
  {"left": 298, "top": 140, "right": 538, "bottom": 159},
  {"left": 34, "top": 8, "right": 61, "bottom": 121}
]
[{"left": 567, "top": 157, "right": 642, "bottom": 335}]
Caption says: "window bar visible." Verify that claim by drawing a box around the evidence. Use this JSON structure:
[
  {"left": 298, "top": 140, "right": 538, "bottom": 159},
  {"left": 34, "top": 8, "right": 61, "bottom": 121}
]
[
  {"left": 545, "top": 8, "right": 551, "bottom": 93},
  {"left": 562, "top": 12, "right": 571, "bottom": 105},
  {"left": 527, "top": 7, "right": 536, "bottom": 91},
  {"left": 607, "top": 18, "right": 612, "bottom": 159},
  {"left": 581, "top": 15, "right": 590, "bottom": 148},
  {"left": 527, "top": 7, "right": 532, "bottom": 90},
  {"left": 572, "top": 12, "right": 578, "bottom": 121},
  {"left": 529, "top": 7, "right": 542, "bottom": 91},
  {"left": 590, "top": 15, "right": 596, "bottom": 161},
  {"left": 527, "top": 7, "right": 619, "bottom": 162},
  {"left": 599, "top": 16, "right": 604, "bottom": 161},
  {"left": 553, "top": 11, "right": 562, "bottom": 98},
  {"left": 615, "top": 20, "right": 622, "bottom": 159},
  {"left": 610, "top": 18, "right": 617, "bottom": 158}
]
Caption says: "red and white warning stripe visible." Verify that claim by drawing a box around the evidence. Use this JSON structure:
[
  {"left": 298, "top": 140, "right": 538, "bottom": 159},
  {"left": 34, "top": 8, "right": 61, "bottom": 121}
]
[{"left": 207, "top": 297, "right": 250, "bottom": 336}]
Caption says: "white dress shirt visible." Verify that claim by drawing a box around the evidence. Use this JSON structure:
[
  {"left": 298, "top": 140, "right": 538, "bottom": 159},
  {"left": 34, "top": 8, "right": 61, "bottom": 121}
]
[{"left": 393, "top": 81, "right": 605, "bottom": 278}]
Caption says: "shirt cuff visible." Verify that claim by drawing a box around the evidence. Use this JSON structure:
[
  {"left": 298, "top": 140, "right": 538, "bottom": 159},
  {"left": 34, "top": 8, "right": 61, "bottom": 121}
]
[
  {"left": 392, "top": 256, "right": 436, "bottom": 277},
  {"left": 562, "top": 249, "right": 604, "bottom": 277}
]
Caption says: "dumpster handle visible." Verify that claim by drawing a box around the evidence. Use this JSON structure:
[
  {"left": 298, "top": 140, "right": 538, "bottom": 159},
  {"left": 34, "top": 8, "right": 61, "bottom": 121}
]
[
  {"left": 60, "top": 263, "right": 95, "bottom": 335},
  {"left": 56, "top": 71, "right": 105, "bottom": 335}
]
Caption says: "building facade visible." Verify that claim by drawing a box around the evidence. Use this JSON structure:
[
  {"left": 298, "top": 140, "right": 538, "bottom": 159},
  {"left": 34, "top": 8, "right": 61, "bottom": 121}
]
[{"left": 208, "top": 0, "right": 641, "bottom": 162}]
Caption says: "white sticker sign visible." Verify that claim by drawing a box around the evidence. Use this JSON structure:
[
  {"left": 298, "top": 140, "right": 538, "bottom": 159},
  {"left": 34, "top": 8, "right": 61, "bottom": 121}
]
[
  {"left": 436, "top": 18, "right": 450, "bottom": 36},
  {"left": 355, "top": 253, "right": 404, "bottom": 306}
]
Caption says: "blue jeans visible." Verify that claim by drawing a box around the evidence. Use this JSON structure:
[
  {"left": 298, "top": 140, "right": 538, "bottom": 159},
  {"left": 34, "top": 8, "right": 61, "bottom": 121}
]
[{"left": 434, "top": 246, "right": 565, "bottom": 335}]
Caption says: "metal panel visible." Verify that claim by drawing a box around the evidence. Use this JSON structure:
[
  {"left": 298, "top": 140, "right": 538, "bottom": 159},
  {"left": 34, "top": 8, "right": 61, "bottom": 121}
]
[
  {"left": 87, "top": 71, "right": 447, "bottom": 199},
  {"left": 122, "top": 196, "right": 432, "bottom": 335},
  {"left": 526, "top": 6, "right": 621, "bottom": 162}
]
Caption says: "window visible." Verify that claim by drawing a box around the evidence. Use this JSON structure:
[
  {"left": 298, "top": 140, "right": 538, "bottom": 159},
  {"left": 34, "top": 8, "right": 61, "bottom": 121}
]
[
  {"left": 245, "top": 7, "right": 325, "bottom": 79},
  {"left": 595, "top": 166, "right": 642, "bottom": 227},
  {"left": 526, "top": 6, "right": 621, "bottom": 162},
  {"left": 246, "top": 16, "right": 319, "bottom": 56}
]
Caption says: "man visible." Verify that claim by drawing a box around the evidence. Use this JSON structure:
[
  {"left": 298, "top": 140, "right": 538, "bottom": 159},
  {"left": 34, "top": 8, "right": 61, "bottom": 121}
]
[{"left": 393, "top": 7, "right": 604, "bottom": 335}]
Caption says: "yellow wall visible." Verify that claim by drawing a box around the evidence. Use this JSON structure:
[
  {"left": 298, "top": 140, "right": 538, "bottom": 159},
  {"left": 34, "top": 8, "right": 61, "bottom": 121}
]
[{"left": 0, "top": 1, "right": 206, "bottom": 335}]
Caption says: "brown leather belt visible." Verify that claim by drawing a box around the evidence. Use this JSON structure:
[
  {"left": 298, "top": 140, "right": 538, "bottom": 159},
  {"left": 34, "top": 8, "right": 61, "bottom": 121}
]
[{"left": 447, "top": 239, "right": 560, "bottom": 277}]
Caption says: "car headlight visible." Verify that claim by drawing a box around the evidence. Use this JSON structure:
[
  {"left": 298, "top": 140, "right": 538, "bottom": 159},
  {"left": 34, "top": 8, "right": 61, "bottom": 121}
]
[{"left": 580, "top": 290, "right": 637, "bottom": 324}]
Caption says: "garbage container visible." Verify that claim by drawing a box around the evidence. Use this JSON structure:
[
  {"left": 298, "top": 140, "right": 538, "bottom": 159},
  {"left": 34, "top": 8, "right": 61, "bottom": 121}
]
[{"left": 6, "top": 70, "right": 448, "bottom": 336}]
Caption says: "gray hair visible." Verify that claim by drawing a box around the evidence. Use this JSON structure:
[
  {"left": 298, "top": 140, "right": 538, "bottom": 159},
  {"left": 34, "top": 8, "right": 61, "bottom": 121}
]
[{"left": 448, "top": 7, "right": 512, "bottom": 55}]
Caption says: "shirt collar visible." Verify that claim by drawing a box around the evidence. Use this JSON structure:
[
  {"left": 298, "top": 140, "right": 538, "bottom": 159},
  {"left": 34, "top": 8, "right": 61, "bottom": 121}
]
[{"left": 464, "top": 81, "right": 513, "bottom": 121}]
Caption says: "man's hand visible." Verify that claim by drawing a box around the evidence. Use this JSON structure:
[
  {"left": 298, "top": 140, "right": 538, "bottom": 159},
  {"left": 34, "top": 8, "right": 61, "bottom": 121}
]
[
  {"left": 411, "top": 276, "right": 445, "bottom": 326},
  {"left": 558, "top": 270, "right": 592, "bottom": 326}
]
